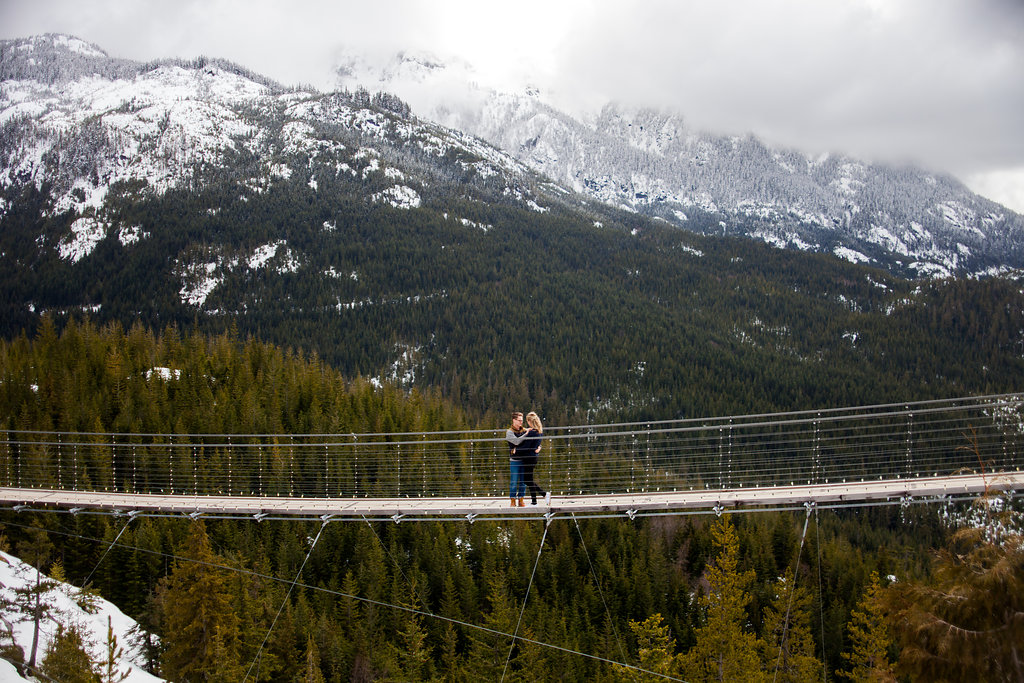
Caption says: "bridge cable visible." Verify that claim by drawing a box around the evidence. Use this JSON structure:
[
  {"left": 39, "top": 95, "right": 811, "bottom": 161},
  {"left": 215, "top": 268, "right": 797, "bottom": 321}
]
[
  {"left": 501, "top": 520, "right": 551, "bottom": 683},
  {"left": 772, "top": 503, "right": 813, "bottom": 683},
  {"left": 2, "top": 517, "right": 724, "bottom": 682},
  {"left": 243, "top": 519, "right": 328, "bottom": 683},
  {"left": 83, "top": 517, "right": 133, "bottom": 588},
  {"left": 25, "top": 518, "right": 685, "bottom": 681},
  {"left": 571, "top": 512, "right": 638, "bottom": 683}
]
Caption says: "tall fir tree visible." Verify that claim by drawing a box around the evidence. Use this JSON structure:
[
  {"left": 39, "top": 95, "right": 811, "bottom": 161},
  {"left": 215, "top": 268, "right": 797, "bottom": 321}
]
[
  {"left": 679, "top": 515, "right": 766, "bottom": 683},
  {"left": 388, "top": 580, "right": 433, "bottom": 682},
  {"left": 438, "top": 571, "right": 467, "bottom": 681},
  {"left": 758, "top": 569, "right": 822, "bottom": 683},
  {"left": 464, "top": 566, "right": 518, "bottom": 680},
  {"left": 836, "top": 571, "right": 895, "bottom": 682},
  {"left": 153, "top": 521, "right": 241, "bottom": 682},
  {"left": 618, "top": 613, "right": 682, "bottom": 683},
  {"left": 100, "top": 615, "right": 131, "bottom": 683},
  {"left": 297, "top": 634, "right": 327, "bottom": 683},
  {"left": 41, "top": 622, "right": 100, "bottom": 683},
  {"left": 12, "top": 529, "right": 58, "bottom": 671}
]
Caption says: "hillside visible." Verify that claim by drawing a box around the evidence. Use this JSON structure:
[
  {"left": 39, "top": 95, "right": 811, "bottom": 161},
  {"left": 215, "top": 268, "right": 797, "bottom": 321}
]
[
  {"left": 2, "top": 35, "right": 1024, "bottom": 423},
  {"left": 0, "top": 548, "right": 159, "bottom": 682}
]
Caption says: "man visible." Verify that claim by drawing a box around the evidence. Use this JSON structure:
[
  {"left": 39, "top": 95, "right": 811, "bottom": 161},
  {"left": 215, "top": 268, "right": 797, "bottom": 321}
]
[{"left": 506, "top": 412, "right": 529, "bottom": 506}]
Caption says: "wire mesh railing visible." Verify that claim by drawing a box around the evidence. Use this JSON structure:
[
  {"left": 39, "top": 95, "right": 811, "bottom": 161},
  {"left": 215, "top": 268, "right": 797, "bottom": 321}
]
[{"left": 1, "top": 394, "right": 1021, "bottom": 499}]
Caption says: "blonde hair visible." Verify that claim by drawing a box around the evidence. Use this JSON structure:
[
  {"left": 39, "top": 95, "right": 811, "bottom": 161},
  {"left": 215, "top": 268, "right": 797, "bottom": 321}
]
[{"left": 526, "top": 411, "right": 543, "bottom": 432}]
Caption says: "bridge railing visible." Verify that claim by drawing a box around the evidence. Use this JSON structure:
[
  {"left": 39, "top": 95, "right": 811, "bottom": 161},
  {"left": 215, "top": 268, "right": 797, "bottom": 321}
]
[{"left": 1, "top": 394, "right": 1021, "bottom": 498}]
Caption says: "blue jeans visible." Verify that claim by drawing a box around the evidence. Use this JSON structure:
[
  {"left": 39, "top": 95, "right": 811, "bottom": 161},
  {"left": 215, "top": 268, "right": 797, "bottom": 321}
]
[{"left": 509, "top": 460, "right": 525, "bottom": 498}]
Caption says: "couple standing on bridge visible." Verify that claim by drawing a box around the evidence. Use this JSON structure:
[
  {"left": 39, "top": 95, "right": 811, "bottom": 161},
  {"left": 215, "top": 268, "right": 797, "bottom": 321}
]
[{"left": 506, "top": 411, "right": 550, "bottom": 506}]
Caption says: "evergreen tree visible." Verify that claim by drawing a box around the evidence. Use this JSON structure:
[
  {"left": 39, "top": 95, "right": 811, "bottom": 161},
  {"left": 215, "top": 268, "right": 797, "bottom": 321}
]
[
  {"left": 464, "top": 566, "right": 518, "bottom": 680},
  {"left": 438, "top": 572, "right": 467, "bottom": 681},
  {"left": 680, "top": 515, "right": 766, "bottom": 683},
  {"left": 205, "top": 625, "right": 247, "bottom": 682},
  {"left": 11, "top": 529, "right": 58, "bottom": 670},
  {"left": 153, "top": 521, "right": 241, "bottom": 682},
  {"left": 388, "top": 582, "right": 433, "bottom": 682},
  {"left": 836, "top": 571, "right": 895, "bottom": 682},
  {"left": 262, "top": 600, "right": 301, "bottom": 682},
  {"left": 41, "top": 622, "right": 101, "bottom": 683},
  {"left": 618, "top": 613, "right": 681, "bottom": 683},
  {"left": 296, "top": 634, "right": 326, "bottom": 683},
  {"left": 885, "top": 525, "right": 1024, "bottom": 682},
  {"left": 758, "top": 569, "right": 822, "bottom": 683},
  {"left": 100, "top": 616, "right": 131, "bottom": 683}
]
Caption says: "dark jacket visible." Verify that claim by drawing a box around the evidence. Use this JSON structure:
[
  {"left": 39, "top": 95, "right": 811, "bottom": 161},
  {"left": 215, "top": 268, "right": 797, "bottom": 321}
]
[
  {"left": 506, "top": 427, "right": 529, "bottom": 460},
  {"left": 515, "top": 429, "right": 542, "bottom": 461}
]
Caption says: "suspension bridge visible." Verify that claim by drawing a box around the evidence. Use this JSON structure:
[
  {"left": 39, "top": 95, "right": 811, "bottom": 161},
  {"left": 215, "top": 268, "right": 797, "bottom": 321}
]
[{"left": 2, "top": 394, "right": 1022, "bottom": 523}]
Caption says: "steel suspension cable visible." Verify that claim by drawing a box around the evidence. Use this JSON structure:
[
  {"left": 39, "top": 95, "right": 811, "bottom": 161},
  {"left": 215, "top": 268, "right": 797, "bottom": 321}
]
[
  {"left": 243, "top": 519, "right": 328, "bottom": 683},
  {"left": 772, "top": 503, "right": 813, "bottom": 683},
  {"left": 83, "top": 517, "right": 133, "bottom": 587},
  {"left": 571, "top": 512, "right": 638, "bottom": 683},
  {"left": 502, "top": 520, "right": 551, "bottom": 683},
  {"left": 5, "top": 393, "right": 1016, "bottom": 443}
]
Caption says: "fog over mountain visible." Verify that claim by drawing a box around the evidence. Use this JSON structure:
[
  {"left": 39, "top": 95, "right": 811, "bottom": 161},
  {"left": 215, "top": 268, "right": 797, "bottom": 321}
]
[
  {"left": 336, "top": 49, "right": 1024, "bottom": 278},
  {"left": 4, "top": 0, "right": 1023, "bottom": 214}
]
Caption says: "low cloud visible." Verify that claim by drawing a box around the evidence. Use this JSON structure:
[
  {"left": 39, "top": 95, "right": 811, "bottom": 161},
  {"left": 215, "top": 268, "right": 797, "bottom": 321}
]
[{"left": 3, "top": 0, "right": 1022, "bottom": 208}]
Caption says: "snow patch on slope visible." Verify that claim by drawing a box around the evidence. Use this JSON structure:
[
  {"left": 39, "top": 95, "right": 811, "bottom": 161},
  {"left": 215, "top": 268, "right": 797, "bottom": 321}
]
[{"left": 0, "top": 550, "right": 162, "bottom": 682}]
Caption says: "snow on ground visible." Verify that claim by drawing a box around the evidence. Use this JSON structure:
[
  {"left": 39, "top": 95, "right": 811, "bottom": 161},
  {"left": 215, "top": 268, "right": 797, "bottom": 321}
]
[
  {"left": 373, "top": 185, "right": 421, "bottom": 209},
  {"left": 834, "top": 246, "right": 871, "bottom": 264},
  {"left": 178, "top": 260, "right": 222, "bottom": 307},
  {"left": 58, "top": 217, "right": 107, "bottom": 263},
  {"left": 0, "top": 550, "right": 162, "bottom": 682}
]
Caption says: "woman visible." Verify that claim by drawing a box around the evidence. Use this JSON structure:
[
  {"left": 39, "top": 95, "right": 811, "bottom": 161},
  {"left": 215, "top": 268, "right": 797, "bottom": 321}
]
[
  {"left": 505, "top": 412, "right": 529, "bottom": 506},
  {"left": 518, "top": 411, "right": 549, "bottom": 506}
]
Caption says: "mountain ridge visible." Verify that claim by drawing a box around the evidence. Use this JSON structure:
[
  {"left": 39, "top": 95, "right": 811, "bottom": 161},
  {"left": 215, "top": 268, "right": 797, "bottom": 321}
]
[
  {"left": 336, "top": 48, "right": 1024, "bottom": 279},
  {"left": 5, "top": 34, "right": 1023, "bottom": 280},
  {"left": 1, "top": 34, "right": 582, "bottom": 258}
]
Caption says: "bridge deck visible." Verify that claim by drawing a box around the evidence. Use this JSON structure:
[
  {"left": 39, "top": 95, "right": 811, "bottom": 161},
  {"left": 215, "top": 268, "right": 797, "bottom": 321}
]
[{"left": 2, "top": 471, "right": 1021, "bottom": 521}]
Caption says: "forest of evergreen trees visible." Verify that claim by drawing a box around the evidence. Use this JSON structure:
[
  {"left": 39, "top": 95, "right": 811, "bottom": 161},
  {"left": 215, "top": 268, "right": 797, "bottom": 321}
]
[
  {"left": 0, "top": 323, "right": 1021, "bottom": 681},
  {"left": 4, "top": 166, "right": 1024, "bottom": 427}
]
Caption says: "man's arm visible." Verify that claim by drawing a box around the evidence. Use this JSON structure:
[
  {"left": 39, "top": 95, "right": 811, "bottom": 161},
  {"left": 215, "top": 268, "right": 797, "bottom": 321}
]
[{"left": 506, "top": 429, "right": 529, "bottom": 446}]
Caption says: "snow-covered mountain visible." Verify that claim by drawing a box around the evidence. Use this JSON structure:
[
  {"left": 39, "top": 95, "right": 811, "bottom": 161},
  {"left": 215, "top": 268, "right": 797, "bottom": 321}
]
[
  {"left": 5, "top": 33, "right": 1024, "bottom": 283},
  {"left": 0, "top": 549, "right": 160, "bottom": 682},
  {"left": 337, "top": 49, "right": 1024, "bottom": 278},
  {"left": 0, "top": 34, "right": 568, "bottom": 270}
]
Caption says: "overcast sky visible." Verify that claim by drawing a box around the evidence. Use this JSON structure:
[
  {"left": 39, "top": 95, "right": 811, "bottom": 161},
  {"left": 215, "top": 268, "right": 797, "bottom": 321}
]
[{"left": 3, "top": 0, "right": 1023, "bottom": 211}]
